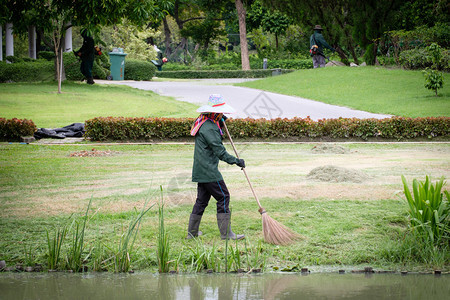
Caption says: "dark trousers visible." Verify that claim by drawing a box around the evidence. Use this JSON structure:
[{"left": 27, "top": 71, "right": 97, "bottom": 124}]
[
  {"left": 192, "top": 180, "right": 230, "bottom": 215},
  {"left": 80, "top": 59, "right": 93, "bottom": 78}
]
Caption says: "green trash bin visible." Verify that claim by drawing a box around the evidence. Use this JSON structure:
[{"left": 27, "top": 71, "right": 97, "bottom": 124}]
[{"left": 109, "top": 48, "right": 127, "bottom": 80}]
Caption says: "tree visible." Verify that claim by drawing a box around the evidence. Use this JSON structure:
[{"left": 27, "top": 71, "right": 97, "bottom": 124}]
[
  {"left": 153, "top": 0, "right": 229, "bottom": 63},
  {"left": 247, "top": 0, "right": 291, "bottom": 50},
  {"left": 261, "top": 0, "right": 356, "bottom": 64},
  {"left": 3, "top": 0, "right": 171, "bottom": 93},
  {"left": 423, "top": 43, "right": 444, "bottom": 96},
  {"left": 349, "top": 0, "right": 404, "bottom": 65},
  {"left": 261, "top": 0, "right": 407, "bottom": 65},
  {"left": 394, "top": 0, "right": 449, "bottom": 31}
]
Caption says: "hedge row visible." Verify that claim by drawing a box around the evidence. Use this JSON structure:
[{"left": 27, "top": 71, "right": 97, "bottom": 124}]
[
  {"left": 85, "top": 117, "right": 450, "bottom": 141},
  {"left": 0, "top": 54, "right": 154, "bottom": 82},
  {"left": 0, "top": 118, "right": 37, "bottom": 141},
  {"left": 162, "top": 59, "right": 313, "bottom": 71},
  {"left": 0, "top": 60, "right": 54, "bottom": 82},
  {"left": 156, "top": 69, "right": 294, "bottom": 79}
]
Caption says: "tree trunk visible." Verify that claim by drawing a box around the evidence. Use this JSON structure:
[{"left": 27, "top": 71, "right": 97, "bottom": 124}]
[
  {"left": 235, "top": 0, "right": 250, "bottom": 70},
  {"left": 52, "top": 28, "right": 65, "bottom": 94},
  {"left": 163, "top": 16, "right": 173, "bottom": 57},
  {"left": 334, "top": 46, "right": 349, "bottom": 65}
]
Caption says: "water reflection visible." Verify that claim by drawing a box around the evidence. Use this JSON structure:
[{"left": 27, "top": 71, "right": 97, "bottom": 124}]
[{"left": 1, "top": 272, "right": 448, "bottom": 300}]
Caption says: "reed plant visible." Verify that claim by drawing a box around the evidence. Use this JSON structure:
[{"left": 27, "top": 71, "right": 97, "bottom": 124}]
[
  {"left": 66, "top": 198, "right": 92, "bottom": 272},
  {"left": 23, "top": 244, "right": 39, "bottom": 267},
  {"left": 205, "top": 243, "right": 221, "bottom": 272},
  {"left": 157, "top": 187, "right": 170, "bottom": 273},
  {"left": 89, "top": 240, "right": 112, "bottom": 272},
  {"left": 228, "top": 242, "right": 242, "bottom": 272},
  {"left": 46, "top": 225, "right": 67, "bottom": 270},
  {"left": 402, "top": 175, "right": 449, "bottom": 246},
  {"left": 114, "top": 201, "right": 154, "bottom": 272}
]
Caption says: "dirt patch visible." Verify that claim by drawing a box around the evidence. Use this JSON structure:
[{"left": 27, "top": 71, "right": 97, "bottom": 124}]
[
  {"left": 307, "top": 165, "right": 370, "bottom": 183},
  {"left": 69, "top": 148, "right": 119, "bottom": 157},
  {"left": 311, "top": 144, "right": 349, "bottom": 154}
]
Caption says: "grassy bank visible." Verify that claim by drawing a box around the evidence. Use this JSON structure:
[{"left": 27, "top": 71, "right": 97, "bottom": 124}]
[
  {"left": 237, "top": 67, "right": 450, "bottom": 118},
  {"left": 0, "top": 82, "right": 198, "bottom": 128},
  {"left": 1, "top": 142, "right": 448, "bottom": 272}
]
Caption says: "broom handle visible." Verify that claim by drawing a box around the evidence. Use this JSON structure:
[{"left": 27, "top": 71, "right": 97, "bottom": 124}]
[{"left": 222, "top": 121, "right": 264, "bottom": 212}]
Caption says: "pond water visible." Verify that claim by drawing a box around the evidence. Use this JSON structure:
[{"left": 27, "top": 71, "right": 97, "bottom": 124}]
[{"left": 1, "top": 272, "right": 448, "bottom": 299}]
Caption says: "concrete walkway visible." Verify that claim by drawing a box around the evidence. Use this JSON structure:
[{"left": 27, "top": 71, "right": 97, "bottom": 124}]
[{"left": 96, "top": 79, "right": 391, "bottom": 120}]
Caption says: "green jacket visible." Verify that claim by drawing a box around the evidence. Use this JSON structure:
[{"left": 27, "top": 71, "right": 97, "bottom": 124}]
[
  {"left": 192, "top": 120, "right": 240, "bottom": 183},
  {"left": 310, "top": 31, "right": 335, "bottom": 57}
]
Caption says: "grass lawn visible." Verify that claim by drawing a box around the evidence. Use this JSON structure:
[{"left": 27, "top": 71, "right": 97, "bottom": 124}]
[
  {"left": 0, "top": 82, "right": 198, "bottom": 128},
  {"left": 1, "top": 142, "right": 448, "bottom": 272},
  {"left": 237, "top": 67, "right": 450, "bottom": 118}
]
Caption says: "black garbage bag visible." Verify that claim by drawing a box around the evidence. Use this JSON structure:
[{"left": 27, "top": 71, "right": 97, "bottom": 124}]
[{"left": 34, "top": 123, "right": 85, "bottom": 139}]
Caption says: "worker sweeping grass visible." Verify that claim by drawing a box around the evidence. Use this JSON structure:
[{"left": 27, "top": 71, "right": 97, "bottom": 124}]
[{"left": 186, "top": 94, "right": 246, "bottom": 240}]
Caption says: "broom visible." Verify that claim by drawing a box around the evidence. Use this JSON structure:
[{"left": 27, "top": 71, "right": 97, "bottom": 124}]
[{"left": 222, "top": 121, "right": 302, "bottom": 245}]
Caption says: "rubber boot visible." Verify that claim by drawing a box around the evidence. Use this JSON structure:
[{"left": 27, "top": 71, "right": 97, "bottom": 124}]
[
  {"left": 186, "top": 214, "right": 203, "bottom": 239},
  {"left": 217, "top": 213, "right": 245, "bottom": 240}
]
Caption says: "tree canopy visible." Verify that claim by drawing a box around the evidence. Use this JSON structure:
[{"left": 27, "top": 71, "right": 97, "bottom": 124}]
[{"left": 2, "top": 0, "right": 171, "bottom": 92}]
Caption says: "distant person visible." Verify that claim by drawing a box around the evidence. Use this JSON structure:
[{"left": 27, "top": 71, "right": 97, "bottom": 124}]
[
  {"left": 187, "top": 94, "right": 246, "bottom": 241},
  {"left": 310, "top": 25, "right": 335, "bottom": 68},
  {"left": 75, "top": 29, "right": 95, "bottom": 84}
]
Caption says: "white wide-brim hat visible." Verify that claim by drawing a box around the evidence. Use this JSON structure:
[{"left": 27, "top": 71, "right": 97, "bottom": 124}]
[{"left": 197, "top": 94, "right": 236, "bottom": 114}]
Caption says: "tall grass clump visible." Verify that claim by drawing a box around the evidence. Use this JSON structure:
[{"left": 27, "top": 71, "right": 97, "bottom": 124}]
[
  {"left": 114, "top": 200, "right": 154, "bottom": 272},
  {"left": 46, "top": 225, "right": 67, "bottom": 270},
  {"left": 244, "top": 239, "right": 267, "bottom": 272},
  {"left": 187, "top": 240, "right": 222, "bottom": 273},
  {"left": 157, "top": 187, "right": 171, "bottom": 273},
  {"left": 66, "top": 198, "right": 92, "bottom": 272}
]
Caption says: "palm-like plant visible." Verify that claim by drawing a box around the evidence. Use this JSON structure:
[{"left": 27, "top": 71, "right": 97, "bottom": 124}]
[{"left": 402, "top": 175, "right": 449, "bottom": 246}]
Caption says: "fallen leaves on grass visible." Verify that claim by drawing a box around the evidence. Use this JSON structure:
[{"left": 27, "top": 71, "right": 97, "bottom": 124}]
[{"left": 69, "top": 148, "right": 119, "bottom": 157}]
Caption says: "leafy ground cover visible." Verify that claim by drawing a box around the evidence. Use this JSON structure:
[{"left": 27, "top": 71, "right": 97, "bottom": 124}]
[
  {"left": 1, "top": 142, "right": 448, "bottom": 272},
  {"left": 236, "top": 67, "right": 450, "bottom": 118},
  {"left": 0, "top": 82, "right": 198, "bottom": 128}
]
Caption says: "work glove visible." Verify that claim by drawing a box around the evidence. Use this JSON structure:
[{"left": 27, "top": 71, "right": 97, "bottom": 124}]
[
  {"left": 219, "top": 115, "right": 228, "bottom": 127},
  {"left": 236, "top": 159, "right": 245, "bottom": 168}
]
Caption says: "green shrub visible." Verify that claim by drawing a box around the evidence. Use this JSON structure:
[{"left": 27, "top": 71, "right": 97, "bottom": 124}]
[
  {"left": 38, "top": 51, "right": 56, "bottom": 61},
  {"left": 401, "top": 175, "right": 449, "bottom": 247},
  {"left": 202, "top": 63, "right": 241, "bottom": 70},
  {"left": 160, "top": 62, "right": 192, "bottom": 71},
  {"left": 399, "top": 48, "right": 450, "bottom": 71},
  {"left": 376, "top": 56, "right": 396, "bottom": 66},
  {"left": 85, "top": 116, "right": 450, "bottom": 141},
  {"left": 364, "top": 44, "right": 376, "bottom": 65},
  {"left": 85, "top": 117, "right": 193, "bottom": 140},
  {"left": 5, "top": 56, "right": 22, "bottom": 63},
  {"left": 423, "top": 69, "right": 444, "bottom": 96},
  {"left": 0, "top": 118, "right": 37, "bottom": 141},
  {"left": 63, "top": 52, "right": 110, "bottom": 80},
  {"left": 63, "top": 52, "right": 84, "bottom": 80},
  {"left": 0, "top": 60, "right": 54, "bottom": 82},
  {"left": 123, "top": 59, "right": 156, "bottom": 81},
  {"left": 156, "top": 69, "right": 294, "bottom": 79},
  {"left": 265, "top": 59, "right": 313, "bottom": 69}
]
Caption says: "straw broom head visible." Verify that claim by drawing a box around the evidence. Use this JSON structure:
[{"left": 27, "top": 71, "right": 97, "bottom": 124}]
[{"left": 259, "top": 208, "right": 303, "bottom": 245}]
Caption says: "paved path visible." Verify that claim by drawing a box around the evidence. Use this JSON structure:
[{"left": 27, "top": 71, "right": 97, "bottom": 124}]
[{"left": 96, "top": 79, "right": 391, "bottom": 120}]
